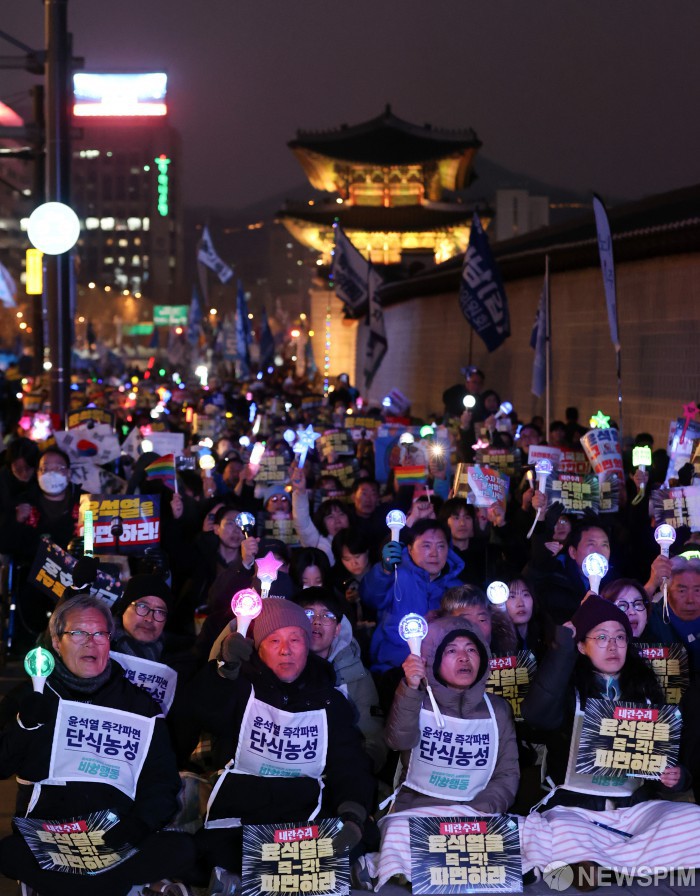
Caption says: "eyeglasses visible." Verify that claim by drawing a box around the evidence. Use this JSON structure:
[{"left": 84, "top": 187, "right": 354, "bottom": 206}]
[
  {"left": 304, "top": 610, "right": 337, "bottom": 625},
  {"left": 62, "top": 630, "right": 111, "bottom": 645},
  {"left": 130, "top": 601, "right": 168, "bottom": 622},
  {"left": 269, "top": 495, "right": 290, "bottom": 503},
  {"left": 39, "top": 465, "right": 68, "bottom": 474},
  {"left": 586, "top": 633, "right": 628, "bottom": 647},
  {"left": 615, "top": 600, "right": 646, "bottom": 614}
]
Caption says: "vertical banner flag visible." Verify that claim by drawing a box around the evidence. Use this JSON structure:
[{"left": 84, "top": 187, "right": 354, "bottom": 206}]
[
  {"left": 592, "top": 194, "right": 620, "bottom": 351},
  {"left": 331, "top": 223, "right": 373, "bottom": 315},
  {"left": 459, "top": 214, "right": 510, "bottom": 352},
  {"left": 187, "top": 284, "right": 203, "bottom": 347},
  {"left": 0, "top": 261, "right": 17, "bottom": 308},
  {"left": 197, "top": 225, "right": 234, "bottom": 284},
  {"left": 530, "top": 276, "right": 547, "bottom": 397},
  {"left": 258, "top": 307, "right": 275, "bottom": 369},
  {"left": 364, "top": 268, "right": 387, "bottom": 389},
  {"left": 236, "top": 281, "right": 251, "bottom": 377}
]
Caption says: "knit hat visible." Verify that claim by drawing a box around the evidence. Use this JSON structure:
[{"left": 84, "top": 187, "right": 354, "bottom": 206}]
[
  {"left": 112, "top": 573, "right": 174, "bottom": 618},
  {"left": 253, "top": 598, "right": 313, "bottom": 649},
  {"left": 571, "top": 594, "right": 633, "bottom": 642}
]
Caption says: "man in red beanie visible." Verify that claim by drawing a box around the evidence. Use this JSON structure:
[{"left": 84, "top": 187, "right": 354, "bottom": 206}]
[{"left": 170, "top": 598, "right": 376, "bottom": 889}]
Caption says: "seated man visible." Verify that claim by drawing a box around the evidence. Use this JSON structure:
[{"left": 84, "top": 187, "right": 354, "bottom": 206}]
[
  {"left": 0, "top": 593, "right": 194, "bottom": 896},
  {"left": 171, "top": 599, "right": 376, "bottom": 884}
]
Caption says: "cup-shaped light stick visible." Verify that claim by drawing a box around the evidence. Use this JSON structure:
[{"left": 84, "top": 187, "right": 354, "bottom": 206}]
[
  {"left": 631, "top": 446, "right": 652, "bottom": 506},
  {"left": 463, "top": 395, "right": 476, "bottom": 410},
  {"left": 398, "top": 613, "right": 445, "bottom": 728},
  {"left": 526, "top": 459, "right": 553, "bottom": 540},
  {"left": 255, "top": 551, "right": 284, "bottom": 599},
  {"left": 494, "top": 401, "right": 513, "bottom": 420},
  {"left": 231, "top": 588, "right": 263, "bottom": 638},
  {"left": 582, "top": 552, "right": 609, "bottom": 595},
  {"left": 655, "top": 524, "right": 677, "bottom": 620},
  {"left": 235, "top": 511, "right": 256, "bottom": 539},
  {"left": 487, "top": 581, "right": 510, "bottom": 611},
  {"left": 24, "top": 646, "right": 55, "bottom": 694},
  {"left": 386, "top": 509, "right": 407, "bottom": 542}
]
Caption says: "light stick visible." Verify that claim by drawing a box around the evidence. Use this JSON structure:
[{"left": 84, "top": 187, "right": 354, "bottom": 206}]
[
  {"left": 235, "top": 512, "right": 256, "bottom": 538},
  {"left": 494, "top": 401, "right": 513, "bottom": 420},
  {"left": 398, "top": 614, "right": 444, "bottom": 728},
  {"left": 526, "top": 459, "right": 553, "bottom": 539},
  {"left": 293, "top": 425, "right": 321, "bottom": 468},
  {"left": 83, "top": 510, "right": 94, "bottom": 557},
  {"left": 655, "top": 524, "right": 676, "bottom": 620},
  {"left": 582, "top": 552, "right": 609, "bottom": 595},
  {"left": 255, "top": 551, "right": 284, "bottom": 599},
  {"left": 231, "top": 588, "right": 263, "bottom": 638},
  {"left": 487, "top": 581, "right": 509, "bottom": 610},
  {"left": 249, "top": 441, "right": 265, "bottom": 469},
  {"left": 631, "top": 446, "right": 652, "bottom": 506},
  {"left": 386, "top": 509, "right": 406, "bottom": 542},
  {"left": 24, "top": 646, "right": 54, "bottom": 694},
  {"left": 463, "top": 395, "right": 476, "bottom": 410}
]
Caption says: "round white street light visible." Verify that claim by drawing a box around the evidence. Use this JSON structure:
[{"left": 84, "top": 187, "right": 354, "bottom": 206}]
[{"left": 27, "top": 202, "right": 80, "bottom": 255}]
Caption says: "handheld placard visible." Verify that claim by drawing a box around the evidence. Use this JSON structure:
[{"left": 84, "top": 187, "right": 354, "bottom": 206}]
[
  {"left": 527, "top": 458, "right": 553, "bottom": 539},
  {"left": 255, "top": 551, "right": 284, "bottom": 599},
  {"left": 231, "top": 588, "right": 263, "bottom": 639},
  {"left": 398, "top": 614, "right": 444, "bottom": 728},
  {"left": 487, "top": 581, "right": 509, "bottom": 611},
  {"left": 235, "top": 511, "right": 256, "bottom": 538},
  {"left": 24, "top": 646, "right": 54, "bottom": 694},
  {"left": 631, "top": 445, "right": 652, "bottom": 506},
  {"left": 582, "top": 552, "right": 609, "bottom": 595},
  {"left": 386, "top": 509, "right": 406, "bottom": 542},
  {"left": 655, "top": 524, "right": 677, "bottom": 621}
]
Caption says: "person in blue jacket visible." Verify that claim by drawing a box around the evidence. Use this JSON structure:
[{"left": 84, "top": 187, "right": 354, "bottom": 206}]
[{"left": 360, "top": 519, "right": 464, "bottom": 706}]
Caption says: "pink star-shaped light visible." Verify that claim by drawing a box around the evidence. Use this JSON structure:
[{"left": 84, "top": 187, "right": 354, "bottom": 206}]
[
  {"left": 292, "top": 425, "right": 321, "bottom": 468},
  {"left": 255, "top": 551, "right": 284, "bottom": 598},
  {"left": 680, "top": 401, "right": 699, "bottom": 444}
]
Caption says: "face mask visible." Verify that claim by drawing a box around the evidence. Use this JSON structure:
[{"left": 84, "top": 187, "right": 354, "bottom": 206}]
[{"left": 38, "top": 472, "right": 68, "bottom": 495}]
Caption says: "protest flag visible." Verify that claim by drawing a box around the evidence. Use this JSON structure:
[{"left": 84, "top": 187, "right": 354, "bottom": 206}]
[
  {"left": 331, "top": 223, "right": 374, "bottom": 315},
  {"left": 459, "top": 214, "right": 510, "bottom": 352},
  {"left": 144, "top": 454, "right": 177, "bottom": 493}
]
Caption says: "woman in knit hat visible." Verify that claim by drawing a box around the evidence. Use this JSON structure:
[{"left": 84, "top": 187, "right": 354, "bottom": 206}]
[
  {"left": 519, "top": 594, "right": 700, "bottom": 886},
  {"left": 170, "top": 597, "right": 376, "bottom": 887}
]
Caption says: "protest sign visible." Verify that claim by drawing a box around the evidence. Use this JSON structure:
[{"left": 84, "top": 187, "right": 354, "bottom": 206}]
[
  {"left": 409, "top": 815, "right": 521, "bottom": 894},
  {"left": 29, "top": 539, "right": 124, "bottom": 607},
  {"left": 475, "top": 447, "right": 519, "bottom": 478},
  {"left": 558, "top": 450, "right": 591, "bottom": 476},
  {"left": 256, "top": 454, "right": 289, "bottom": 485},
  {"left": 576, "top": 699, "right": 681, "bottom": 780},
  {"left": 323, "top": 460, "right": 356, "bottom": 490},
  {"left": 452, "top": 465, "right": 509, "bottom": 508},
  {"left": 667, "top": 417, "right": 700, "bottom": 483},
  {"left": 581, "top": 429, "right": 624, "bottom": 477},
  {"left": 110, "top": 653, "right": 178, "bottom": 715},
  {"left": 242, "top": 818, "right": 348, "bottom": 896},
  {"left": 637, "top": 644, "right": 689, "bottom": 705},
  {"left": 527, "top": 445, "right": 561, "bottom": 469},
  {"left": 67, "top": 407, "right": 115, "bottom": 430},
  {"left": 55, "top": 424, "right": 122, "bottom": 466},
  {"left": 318, "top": 429, "right": 355, "bottom": 460},
  {"left": 80, "top": 494, "right": 160, "bottom": 554},
  {"left": 650, "top": 485, "right": 700, "bottom": 530},
  {"left": 14, "top": 811, "right": 135, "bottom": 875},
  {"left": 486, "top": 652, "right": 536, "bottom": 721},
  {"left": 263, "top": 518, "right": 299, "bottom": 546},
  {"left": 146, "top": 431, "right": 185, "bottom": 457}
]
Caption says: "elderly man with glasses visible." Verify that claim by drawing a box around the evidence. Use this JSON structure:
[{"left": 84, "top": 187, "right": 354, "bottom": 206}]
[{"left": 0, "top": 593, "right": 195, "bottom": 896}]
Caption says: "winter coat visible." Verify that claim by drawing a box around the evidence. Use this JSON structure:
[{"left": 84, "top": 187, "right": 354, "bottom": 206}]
[
  {"left": 385, "top": 616, "right": 519, "bottom": 815},
  {"left": 170, "top": 650, "right": 375, "bottom": 825},
  {"left": 0, "top": 661, "right": 180, "bottom": 829},
  {"left": 361, "top": 546, "right": 464, "bottom": 672}
]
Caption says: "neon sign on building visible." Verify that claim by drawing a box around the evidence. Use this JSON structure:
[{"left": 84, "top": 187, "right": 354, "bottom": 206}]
[{"left": 155, "top": 155, "right": 171, "bottom": 216}]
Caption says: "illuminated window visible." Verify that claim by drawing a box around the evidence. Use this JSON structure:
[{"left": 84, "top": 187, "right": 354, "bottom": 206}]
[
  {"left": 131, "top": 255, "right": 141, "bottom": 266},
  {"left": 85, "top": 217, "right": 99, "bottom": 230},
  {"left": 143, "top": 218, "right": 150, "bottom": 231},
  {"left": 127, "top": 218, "right": 141, "bottom": 231},
  {"left": 100, "top": 217, "right": 115, "bottom": 230},
  {"left": 118, "top": 239, "right": 128, "bottom": 247}
]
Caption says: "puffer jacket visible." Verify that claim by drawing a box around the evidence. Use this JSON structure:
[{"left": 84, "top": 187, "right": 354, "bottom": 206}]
[
  {"left": 385, "top": 616, "right": 519, "bottom": 814},
  {"left": 361, "top": 546, "right": 464, "bottom": 672}
]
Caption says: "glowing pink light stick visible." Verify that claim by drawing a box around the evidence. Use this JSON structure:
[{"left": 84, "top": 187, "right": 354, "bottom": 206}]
[{"left": 231, "top": 588, "right": 263, "bottom": 638}]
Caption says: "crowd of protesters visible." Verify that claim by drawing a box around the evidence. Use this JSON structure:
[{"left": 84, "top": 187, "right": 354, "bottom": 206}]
[{"left": 0, "top": 359, "right": 699, "bottom": 894}]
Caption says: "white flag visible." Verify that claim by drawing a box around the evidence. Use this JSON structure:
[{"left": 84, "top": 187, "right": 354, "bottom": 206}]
[
  {"left": 331, "top": 225, "right": 373, "bottom": 314},
  {"left": 592, "top": 194, "right": 620, "bottom": 351},
  {"left": 0, "top": 262, "right": 16, "bottom": 308},
  {"left": 364, "top": 269, "right": 387, "bottom": 389},
  {"left": 197, "top": 226, "right": 234, "bottom": 284}
]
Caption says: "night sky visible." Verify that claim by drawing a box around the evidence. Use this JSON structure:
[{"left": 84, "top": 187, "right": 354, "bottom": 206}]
[{"left": 3, "top": 0, "right": 700, "bottom": 212}]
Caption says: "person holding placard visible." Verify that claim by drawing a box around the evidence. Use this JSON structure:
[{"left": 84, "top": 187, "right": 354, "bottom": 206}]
[
  {"left": 647, "top": 555, "right": 700, "bottom": 680},
  {"left": 355, "top": 615, "right": 519, "bottom": 891},
  {"left": 0, "top": 593, "right": 194, "bottom": 896}
]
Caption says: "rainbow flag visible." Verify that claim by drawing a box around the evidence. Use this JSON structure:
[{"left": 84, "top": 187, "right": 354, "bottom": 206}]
[
  {"left": 393, "top": 465, "right": 428, "bottom": 487},
  {"left": 144, "top": 454, "right": 177, "bottom": 491}
]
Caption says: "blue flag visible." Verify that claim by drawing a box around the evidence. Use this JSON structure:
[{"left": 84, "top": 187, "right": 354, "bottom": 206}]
[
  {"left": 592, "top": 194, "right": 620, "bottom": 351},
  {"left": 258, "top": 307, "right": 275, "bottom": 370},
  {"left": 187, "top": 285, "right": 202, "bottom": 347},
  {"left": 236, "top": 281, "right": 251, "bottom": 377},
  {"left": 459, "top": 214, "right": 510, "bottom": 352}
]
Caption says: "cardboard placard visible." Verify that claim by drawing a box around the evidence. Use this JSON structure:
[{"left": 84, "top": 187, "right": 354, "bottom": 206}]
[
  {"left": 242, "top": 818, "right": 348, "bottom": 896},
  {"left": 318, "top": 429, "right": 356, "bottom": 460},
  {"left": 14, "top": 811, "right": 135, "bottom": 875},
  {"left": 666, "top": 417, "right": 700, "bottom": 484},
  {"left": 409, "top": 815, "right": 521, "bottom": 894},
  {"left": 580, "top": 428, "right": 624, "bottom": 477},
  {"left": 263, "top": 517, "right": 299, "bottom": 546},
  {"left": 576, "top": 699, "right": 681, "bottom": 780},
  {"left": 452, "top": 464, "right": 509, "bottom": 508},
  {"left": 527, "top": 445, "right": 562, "bottom": 469},
  {"left": 637, "top": 643, "right": 690, "bottom": 705},
  {"left": 557, "top": 450, "right": 590, "bottom": 476},
  {"left": 476, "top": 448, "right": 520, "bottom": 478},
  {"left": 650, "top": 485, "right": 700, "bottom": 530},
  {"left": 80, "top": 494, "right": 160, "bottom": 554},
  {"left": 486, "top": 652, "right": 536, "bottom": 721},
  {"left": 256, "top": 454, "right": 289, "bottom": 485},
  {"left": 66, "top": 407, "right": 115, "bottom": 430},
  {"left": 29, "top": 539, "right": 124, "bottom": 607}
]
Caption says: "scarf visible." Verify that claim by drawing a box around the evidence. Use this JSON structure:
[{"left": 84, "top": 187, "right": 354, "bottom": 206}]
[
  {"left": 50, "top": 653, "right": 113, "bottom": 696},
  {"left": 110, "top": 622, "right": 164, "bottom": 662}
]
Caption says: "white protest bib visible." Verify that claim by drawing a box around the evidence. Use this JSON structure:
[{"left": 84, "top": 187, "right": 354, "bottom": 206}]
[
  {"left": 563, "top": 695, "right": 640, "bottom": 799},
  {"left": 205, "top": 689, "right": 328, "bottom": 829},
  {"left": 48, "top": 699, "right": 155, "bottom": 801},
  {"left": 404, "top": 699, "right": 498, "bottom": 802},
  {"left": 110, "top": 652, "right": 177, "bottom": 715}
]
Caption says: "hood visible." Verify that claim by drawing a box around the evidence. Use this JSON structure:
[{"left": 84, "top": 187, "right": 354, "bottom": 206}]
[
  {"left": 328, "top": 615, "right": 353, "bottom": 663},
  {"left": 421, "top": 616, "right": 492, "bottom": 710}
]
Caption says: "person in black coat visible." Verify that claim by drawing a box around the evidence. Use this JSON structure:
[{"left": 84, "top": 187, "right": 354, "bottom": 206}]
[{"left": 0, "top": 593, "right": 194, "bottom": 896}]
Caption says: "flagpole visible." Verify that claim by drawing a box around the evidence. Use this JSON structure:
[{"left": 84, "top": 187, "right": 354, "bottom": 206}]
[{"left": 545, "top": 254, "right": 551, "bottom": 437}]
